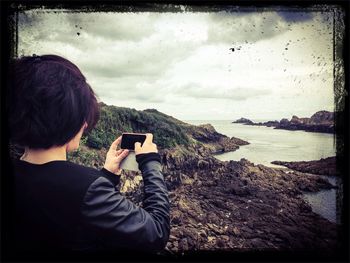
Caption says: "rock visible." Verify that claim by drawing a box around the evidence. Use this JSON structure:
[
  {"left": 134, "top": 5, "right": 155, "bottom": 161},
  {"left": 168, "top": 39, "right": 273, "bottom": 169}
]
[
  {"left": 182, "top": 178, "right": 195, "bottom": 185},
  {"left": 232, "top": 117, "right": 254, "bottom": 124},
  {"left": 199, "top": 229, "right": 207, "bottom": 238},
  {"left": 207, "top": 236, "right": 216, "bottom": 242},
  {"left": 187, "top": 123, "right": 249, "bottom": 153},
  {"left": 173, "top": 241, "right": 179, "bottom": 250},
  {"left": 171, "top": 210, "right": 183, "bottom": 225},
  {"left": 120, "top": 175, "right": 143, "bottom": 193},
  {"left": 230, "top": 185, "right": 252, "bottom": 196},
  {"left": 310, "top": 111, "right": 334, "bottom": 124},
  {"left": 216, "top": 236, "right": 230, "bottom": 247},
  {"left": 221, "top": 235, "right": 230, "bottom": 242},
  {"left": 178, "top": 198, "right": 190, "bottom": 212},
  {"left": 263, "top": 120, "right": 280, "bottom": 127},
  {"left": 179, "top": 238, "right": 189, "bottom": 251},
  {"left": 280, "top": 118, "right": 290, "bottom": 125},
  {"left": 299, "top": 202, "right": 312, "bottom": 212},
  {"left": 169, "top": 234, "right": 177, "bottom": 240},
  {"left": 271, "top": 157, "right": 338, "bottom": 177},
  {"left": 231, "top": 226, "right": 241, "bottom": 236},
  {"left": 275, "top": 111, "right": 334, "bottom": 133},
  {"left": 250, "top": 238, "right": 267, "bottom": 249},
  {"left": 197, "top": 160, "right": 210, "bottom": 169}
]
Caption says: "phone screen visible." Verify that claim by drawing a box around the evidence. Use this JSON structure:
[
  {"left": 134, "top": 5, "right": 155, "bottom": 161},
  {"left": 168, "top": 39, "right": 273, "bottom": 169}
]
[{"left": 121, "top": 133, "right": 147, "bottom": 150}]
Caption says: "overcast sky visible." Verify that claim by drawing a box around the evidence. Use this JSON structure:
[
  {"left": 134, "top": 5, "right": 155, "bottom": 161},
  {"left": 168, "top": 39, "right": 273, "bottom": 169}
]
[{"left": 18, "top": 7, "right": 334, "bottom": 121}]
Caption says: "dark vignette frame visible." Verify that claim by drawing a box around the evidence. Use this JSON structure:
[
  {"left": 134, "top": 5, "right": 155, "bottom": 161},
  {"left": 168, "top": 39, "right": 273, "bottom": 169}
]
[{"left": 1, "top": 0, "right": 349, "bottom": 262}]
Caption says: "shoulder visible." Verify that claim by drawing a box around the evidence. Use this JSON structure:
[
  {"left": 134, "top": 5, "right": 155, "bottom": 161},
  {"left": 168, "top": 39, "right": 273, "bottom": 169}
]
[
  {"left": 57, "top": 161, "right": 104, "bottom": 188},
  {"left": 13, "top": 159, "right": 104, "bottom": 193},
  {"left": 12, "top": 160, "right": 109, "bottom": 219},
  {"left": 64, "top": 162, "right": 120, "bottom": 186},
  {"left": 64, "top": 161, "right": 101, "bottom": 178}
]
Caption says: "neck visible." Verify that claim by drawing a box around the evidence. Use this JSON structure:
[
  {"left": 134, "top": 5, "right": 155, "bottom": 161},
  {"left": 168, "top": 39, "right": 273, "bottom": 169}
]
[{"left": 21, "top": 146, "right": 67, "bottom": 164}]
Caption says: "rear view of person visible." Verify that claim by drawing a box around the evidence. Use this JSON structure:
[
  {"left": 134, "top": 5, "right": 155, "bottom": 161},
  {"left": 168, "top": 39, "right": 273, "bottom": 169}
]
[{"left": 5, "top": 55, "right": 170, "bottom": 260}]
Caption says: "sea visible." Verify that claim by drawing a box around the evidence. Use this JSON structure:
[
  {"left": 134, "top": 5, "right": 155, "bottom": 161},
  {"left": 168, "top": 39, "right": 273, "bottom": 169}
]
[{"left": 185, "top": 120, "right": 340, "bottom": 224}]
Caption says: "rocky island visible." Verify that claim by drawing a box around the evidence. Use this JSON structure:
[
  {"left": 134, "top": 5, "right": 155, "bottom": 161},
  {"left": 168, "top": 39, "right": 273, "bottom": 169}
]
[
  {"left": 9, "top": 103, "right": 340, "bottom": 256},
  {"left": 233, "top": 111, "right": 334, "bottom": 133}
]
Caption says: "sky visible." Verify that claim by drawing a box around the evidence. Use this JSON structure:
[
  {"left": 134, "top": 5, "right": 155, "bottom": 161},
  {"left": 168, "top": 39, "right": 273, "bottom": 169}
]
[{"left": 17, "top": 7, "right": 335, "bottom": 121}]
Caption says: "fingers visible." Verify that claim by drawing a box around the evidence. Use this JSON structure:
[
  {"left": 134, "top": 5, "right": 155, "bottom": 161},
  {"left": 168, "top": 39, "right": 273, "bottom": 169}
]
[
  {"left": 116, "top": 149, "right": 129, "bottom": 163},
  {"left": 115, "top": 149, "right": 123, "bottom": 156},
  {"left": 135, "top": 142, "right": 141, "bottom": 151},
  {"left": 109, "top": 136, "right": 122, "bottom": 151},
  {"left": 145, "top": 133, "right": 153, "bottom": 143}
]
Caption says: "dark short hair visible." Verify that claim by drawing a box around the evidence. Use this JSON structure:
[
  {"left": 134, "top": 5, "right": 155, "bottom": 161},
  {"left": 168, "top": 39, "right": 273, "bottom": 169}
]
[{"left": 7, "top": 54, "right": 100, "bottom": 149}]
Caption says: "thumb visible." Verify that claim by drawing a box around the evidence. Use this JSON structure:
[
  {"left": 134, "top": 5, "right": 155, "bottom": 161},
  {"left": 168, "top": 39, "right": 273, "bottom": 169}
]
[{"left": 135, "top": 142, "right": 141, "bottom": 151}]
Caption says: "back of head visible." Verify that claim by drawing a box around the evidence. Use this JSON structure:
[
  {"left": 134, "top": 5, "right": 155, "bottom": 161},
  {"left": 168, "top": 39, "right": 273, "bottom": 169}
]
[{"left": 7, "top": 54, "right": 100, "bottom": 149}]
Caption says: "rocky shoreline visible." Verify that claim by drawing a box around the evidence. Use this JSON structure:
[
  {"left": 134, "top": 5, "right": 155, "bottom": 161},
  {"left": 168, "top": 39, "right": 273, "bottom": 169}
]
[
  {"left": 162, "top": 153, "right": 337, "bottom": 253},
  {"left": 233, "top": 111, "right": 334, "bottom": 134},
  {"left": 66, "top": 120, "right": 340, "bottom": 254},
  {"left": 118, "top": 145, "right": 339, "bottom": 254},
  {"left": 271, "top": 157, "right": 338, "bottom": 177}
]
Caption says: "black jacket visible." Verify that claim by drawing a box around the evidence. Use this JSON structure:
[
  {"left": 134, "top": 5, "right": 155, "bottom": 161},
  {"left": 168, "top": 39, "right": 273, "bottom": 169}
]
[{"left": 10, "top": 152, "right": 170, "bottom": 258}]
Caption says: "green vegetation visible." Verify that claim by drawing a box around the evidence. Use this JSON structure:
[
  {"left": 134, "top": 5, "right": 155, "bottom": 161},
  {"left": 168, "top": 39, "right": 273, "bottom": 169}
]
[
  {"left": 68, "top": 145, "right": 105, "bottom": 168},
  {"left": 10, "top": 102, "right": 231, "bottom": 168},
  {"left": 83, "top": 103, "right": 191, "bottom": 150}
]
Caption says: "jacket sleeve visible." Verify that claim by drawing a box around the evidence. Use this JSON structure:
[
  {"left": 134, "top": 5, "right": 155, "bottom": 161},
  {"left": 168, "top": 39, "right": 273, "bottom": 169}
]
[{"left": 80, "top": 155, "right": 170, "bottom": 252}]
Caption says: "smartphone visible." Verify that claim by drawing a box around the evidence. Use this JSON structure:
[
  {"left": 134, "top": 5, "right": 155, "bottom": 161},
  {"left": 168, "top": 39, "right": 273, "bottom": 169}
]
[
  {"left": 120, "top": 133, "right": 147, "bottom": 172},
  {"left": 121, "top": 133, "right": 147, "bottom": 151}
]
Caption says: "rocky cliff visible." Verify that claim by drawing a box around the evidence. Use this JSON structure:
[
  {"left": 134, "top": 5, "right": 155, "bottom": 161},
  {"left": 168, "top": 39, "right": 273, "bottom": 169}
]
[
  {"left": 84, "top": 102, "right": 248, "bottom": 152},
  {"left": 276, "top": 111, "right": 334, "bottom": 133},
  {"left": 232, "top": 111, "right": 334, "bottom": 133}
]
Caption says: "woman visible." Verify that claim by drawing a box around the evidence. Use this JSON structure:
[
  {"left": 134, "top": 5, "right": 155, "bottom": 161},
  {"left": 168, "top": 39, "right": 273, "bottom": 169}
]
[{"left": 6, "top": 55, "right": 170, "bottom": 259}]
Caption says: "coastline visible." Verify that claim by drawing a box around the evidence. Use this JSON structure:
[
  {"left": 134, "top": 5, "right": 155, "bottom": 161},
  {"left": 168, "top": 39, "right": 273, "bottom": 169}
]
[
  {"left": 120, "top": 139, "right": 339, "bottom": 252},
  {"left": 271, "top": 157, "right": 338, "bottom": 177},
  {"left": 160, "top": 154, "right": 338, "bottom": 252},
  {"left": 232, "top": 111, "right": 334, "bottom": 134},
  {"left": 56, "top": 110, "right": 340, "bottom": 252}
]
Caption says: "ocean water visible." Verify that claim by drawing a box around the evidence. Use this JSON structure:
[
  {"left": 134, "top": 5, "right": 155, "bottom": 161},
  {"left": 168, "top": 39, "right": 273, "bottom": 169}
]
[
  {"left": 302, "top": 175, "right": 340, "bottom": 224},
  {"left": 185, "top": 120, "right": 339, "bottom": 223},
  {"left": 185, "top": 120, "right": 336, "bottom": 167}
]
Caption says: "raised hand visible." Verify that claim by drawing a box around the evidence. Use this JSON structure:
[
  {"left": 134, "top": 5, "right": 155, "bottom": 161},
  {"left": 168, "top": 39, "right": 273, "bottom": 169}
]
[{"left": 104, "top": 136, "right": 129, "bottom": 175}]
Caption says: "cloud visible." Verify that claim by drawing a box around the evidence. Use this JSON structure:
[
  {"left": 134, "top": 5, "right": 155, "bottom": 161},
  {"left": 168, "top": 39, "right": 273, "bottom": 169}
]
[
  {"left": 78, "top": 37, "right": 197, "bottom": 79},
  {"left": 65, "top": 12, "right": 157, "bottom": 41},
  {"left": 89, "top": 74, "right": 170, "bottom": 104},
  {"left": 174, "top": 83, "right": 271, "bottom": 101},
  {"left": 19, "top": 11, "right": 157, "bottom": 43},
  {"left": 277, "top": 11, "right": 314, "bottom": 22},
  {"left": 18, "top": 11, "right": 208, "bottom": 81},
  {"left": 18, "top": 12, "right": 158, "bottom": 58},
  {"left": 206, "top": 11, "right": 289, "bottom": 44},
  {"left": 17, "top": 9, "right": 334, "bottom": 120}
]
